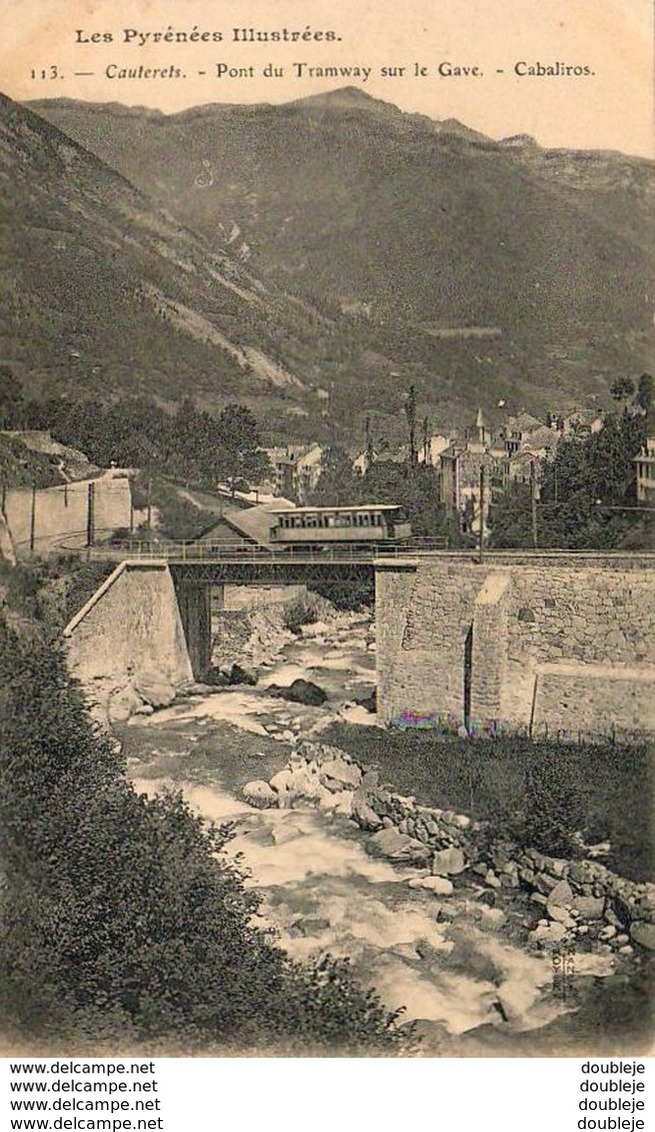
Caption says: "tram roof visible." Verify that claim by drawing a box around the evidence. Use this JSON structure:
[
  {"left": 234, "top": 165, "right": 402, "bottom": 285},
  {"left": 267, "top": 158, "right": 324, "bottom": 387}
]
[{"left": 268, "top": 504, "right": 403, "bottom": 515}]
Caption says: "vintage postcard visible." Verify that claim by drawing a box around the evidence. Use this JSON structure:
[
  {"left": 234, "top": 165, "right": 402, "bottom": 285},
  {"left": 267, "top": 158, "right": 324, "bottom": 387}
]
[{"left": 0, "top": 0, "right": 653, "bottom": 1098}]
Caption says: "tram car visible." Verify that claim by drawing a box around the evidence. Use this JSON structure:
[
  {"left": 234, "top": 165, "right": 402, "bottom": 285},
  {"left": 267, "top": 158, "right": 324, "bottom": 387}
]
[{"left": 269, "top": 504, "right": 412, "bottom": 545}]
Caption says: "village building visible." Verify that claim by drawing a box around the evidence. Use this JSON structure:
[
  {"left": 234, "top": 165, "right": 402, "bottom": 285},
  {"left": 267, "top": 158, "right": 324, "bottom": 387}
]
[
  {"left": 635, "top": 437, "right": 655, "bottom": 502},
  {"left": 264, "top": 443, "right": 324, "bottom": 503}
]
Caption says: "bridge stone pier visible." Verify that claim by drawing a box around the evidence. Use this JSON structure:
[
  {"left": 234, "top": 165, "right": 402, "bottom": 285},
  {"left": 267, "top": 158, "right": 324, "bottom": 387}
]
[
  {"left": 375, "top": 553, "right": 655, "bottom": 735},
  {"left": 171, "top": 573, "right": 217, "bottom": 678},
  {"left": 64, "top": 561, "right": 194, "bottom": 697}
]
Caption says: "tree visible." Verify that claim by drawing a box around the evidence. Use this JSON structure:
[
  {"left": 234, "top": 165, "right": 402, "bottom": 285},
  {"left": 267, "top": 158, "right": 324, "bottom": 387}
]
[
  {"left": 421, "top": 416, "right": 430, "bottom": 465},
  {"left": 610, "top": 376, "right": 636, "bottom": 405},
  {"left": 404, "top": 385, "right": 418, "bottom": 466},
  {"left": 216, "top": 404, "right": 269, "bottom": 495},
  {"left": 311, "top": 445, "right": 362, "bottom": 505},
  {"left": 0, "top": 366, "right": 25, "bottom": 428},
  {"left": 635, "top": 373, "right": 654, "bottom": 417},
  {"left": 488, "top": 482, "right": 534, "bottom": 548},
  {"left": 364, "top": 416, "right": 375, "bottom": 476}
]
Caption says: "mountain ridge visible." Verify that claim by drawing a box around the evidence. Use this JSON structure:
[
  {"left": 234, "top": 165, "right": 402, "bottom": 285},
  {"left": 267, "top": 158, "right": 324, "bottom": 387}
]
[{"left": 5, "top": 89, "right": 655, "bottom": 439}]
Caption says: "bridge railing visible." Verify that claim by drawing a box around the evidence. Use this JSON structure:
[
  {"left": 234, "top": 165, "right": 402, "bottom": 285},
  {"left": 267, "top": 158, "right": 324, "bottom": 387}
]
[
  {"left": 17, "top": 532, "right": 655, "bottom": 565},
  {"left": 41, "top": 534, "right": 449, "bottom": 563}
]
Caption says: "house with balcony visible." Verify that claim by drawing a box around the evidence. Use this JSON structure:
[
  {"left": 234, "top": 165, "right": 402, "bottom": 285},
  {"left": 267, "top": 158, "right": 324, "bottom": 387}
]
[{"left": 635, "top": 437, "right": 655, "bottom": 502}]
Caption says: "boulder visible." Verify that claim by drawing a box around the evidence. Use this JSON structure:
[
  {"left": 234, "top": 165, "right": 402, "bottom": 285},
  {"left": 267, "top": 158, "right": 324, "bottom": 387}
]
[
  {"left": 268, "top": 679, "right": 328, "bottom": 706},
  {"left": 293, "top": 773, "right": 332, "bottom": 805},
  {"left": 571, "top": 895, "right": 606, "bottom": 921},
  {"left": 353, "top": 688, "right": 377, "bottom": 714},
  {"left": 270, "top": 765, "right": 329, "bottom": 805},
  {"left": 269, "top": 768, "right": 295, "bottom": 802},
  {"left": 200, "top": 667, "right": 231, "bottom": 687},
  {"left": 547, "top": 879, "right": 573, "bottom": 908},
  {"left": 320, "top": 758, "right": 362, "bottom": 789},
  {"left": 368, "top": 826, "right": 432, "bottom": 864},
  {"left": 291, "top": 915, "right": 331, "bottom": 937},
  {"left": 333, "top": 790, "right": 355, "bottom": 817},
  {"left": 533, "top": 872, "right": 561, "bottom": 896},
  {"left": 431, "top": 847, "right": 466, "bottom": 876},
  {"left": 529, "top": 922, "right": 567, "bottom": 946},
  {"left": 630, "top": 921, "right": 655, "bottom": 951},
  {"left": 108, "top": 686, "right": 144, "bottom": 723},
  {"left": 227, "top": 663, "right": 258, "bottom": 687},
  {"left": 132, "top": 669, "right": 176, "bottom": 708},
  {"left": 418, "top": 875, "right": 454, "bottom": 896},
  {"left": 351, "top": 794, "right": 384, "bottom": 832},
  {"left": 547, "top": 905, "right": 576, "bottom": 928},
  {"left": 242, "top": 780, "right": 278, "bottom": 809}
]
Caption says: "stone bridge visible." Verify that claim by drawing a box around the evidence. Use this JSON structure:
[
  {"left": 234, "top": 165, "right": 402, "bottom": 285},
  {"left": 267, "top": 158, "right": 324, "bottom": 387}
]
[{"left": 63, "top": 550, "right": 655, "bottom": 735}]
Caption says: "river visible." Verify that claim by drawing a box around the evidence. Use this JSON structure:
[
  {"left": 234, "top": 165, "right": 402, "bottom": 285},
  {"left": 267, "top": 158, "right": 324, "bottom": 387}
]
[{"left": 120, "top": 609, "right": 649, "bottom": 1056}]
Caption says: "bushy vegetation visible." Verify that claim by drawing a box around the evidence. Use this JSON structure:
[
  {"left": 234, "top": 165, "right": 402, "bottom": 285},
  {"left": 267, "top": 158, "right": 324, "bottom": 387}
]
[
  {"left": 0, "top": 437, "right": 62, "bottom": 488},
  {"left": 0, "top": 555, "right": 113, "bottom": 629},
  {"left": 510, "top": 748, "right": 587, "bottom": 858},
  {"left": 0, "top": 617, "right": 413, "bottom": 1054}
]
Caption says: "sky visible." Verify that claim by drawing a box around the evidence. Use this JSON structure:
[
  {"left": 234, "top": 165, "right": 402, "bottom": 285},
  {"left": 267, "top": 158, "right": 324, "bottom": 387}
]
[{"left": 1, "top": 0, "right": 654, "bottom": 156}]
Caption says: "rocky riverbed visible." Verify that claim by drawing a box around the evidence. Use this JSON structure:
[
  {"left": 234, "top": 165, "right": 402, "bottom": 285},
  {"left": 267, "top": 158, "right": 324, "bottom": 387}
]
[{"left": 119, "top": 603, "right": 653, "bottom": 1056}]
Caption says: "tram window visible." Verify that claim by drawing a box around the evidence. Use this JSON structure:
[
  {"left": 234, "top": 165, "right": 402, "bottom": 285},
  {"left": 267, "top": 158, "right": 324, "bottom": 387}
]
[{"left": 306, "top": 514, "right": 317, "bottom": 528}]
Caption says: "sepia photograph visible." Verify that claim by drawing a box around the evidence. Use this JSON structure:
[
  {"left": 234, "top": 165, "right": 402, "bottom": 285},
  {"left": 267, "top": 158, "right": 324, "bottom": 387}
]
[{"left": 0, "top": 0, "right": 653, "bottom": 1081}]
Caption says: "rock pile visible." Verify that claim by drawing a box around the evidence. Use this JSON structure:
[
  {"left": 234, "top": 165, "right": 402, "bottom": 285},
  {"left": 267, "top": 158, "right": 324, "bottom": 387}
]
[
  {"left": 243, "top": 741, "right": 361, "bottom": 814},
  {"left": 243, "top": 740, "right": 655, "bottom": 959}
]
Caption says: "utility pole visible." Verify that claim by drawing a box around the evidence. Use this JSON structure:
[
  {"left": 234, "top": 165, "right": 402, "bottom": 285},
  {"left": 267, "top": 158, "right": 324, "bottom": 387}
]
[
  {"left": 86, "top": 481, "right": 95, "bottom": 548},
  {"left": 146, "top": 477, "right": 152, "bottom": 533},
  {"left": 29, "top": 483, "right": 36, "bottom": 555},
  {"left": 530, "top": 461, "right": 538, "bottom": 549},
  {"left": 477, "top": 464, "right": 485, "bottom": 563}
]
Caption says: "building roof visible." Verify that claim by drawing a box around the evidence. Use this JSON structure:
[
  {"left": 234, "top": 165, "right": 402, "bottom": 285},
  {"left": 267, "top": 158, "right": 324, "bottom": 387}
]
[
  {"left": 507, "top": 411, "right": 544, "bottom": 432},
  {"left": 268, "top": 503, "right": 403, "bottom": 514},
  {"left": 221, "top": 500, "right": 295, "bottom": 546},
  {"left": 522, "top": 425, "right": 559, "bottom": 451}
]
